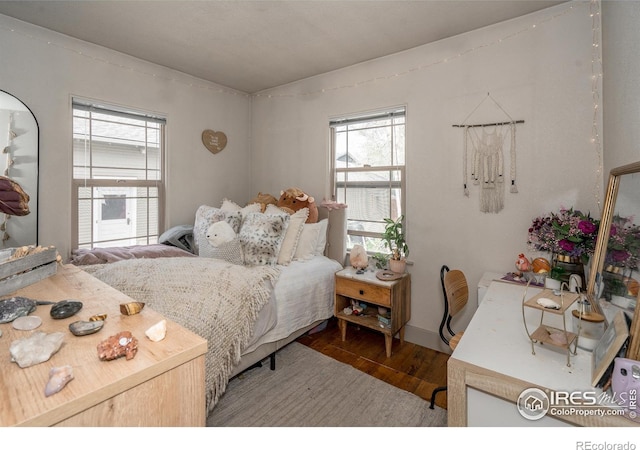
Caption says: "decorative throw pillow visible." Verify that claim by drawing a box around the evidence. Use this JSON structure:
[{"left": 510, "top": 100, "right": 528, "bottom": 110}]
[
  {"left": 239, "top": 212, "right": 290, "bottom": 266},
  {"left": 199, "top": 238, "right": 244, "bottom": 265},
  {"left": 263, "top": 205, "right": 309, "bottom": 265},
  {"left": 220, "top": 198, "right": 261, "bottom": 218},
  {"left": 193, "top": 205, "right": 241, "bottom": 254}
]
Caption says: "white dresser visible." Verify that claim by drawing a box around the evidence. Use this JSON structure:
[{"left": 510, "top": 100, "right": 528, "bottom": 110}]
[{"left": 448, "top": 279, "right": 638, "bottom": 427}]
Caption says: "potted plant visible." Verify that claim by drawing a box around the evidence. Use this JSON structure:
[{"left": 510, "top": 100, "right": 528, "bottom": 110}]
[
  {"left": 383, "top": 215, "right": 409, "bottom": 273},
  {"left": 371, "top": 252, "right": 389, "bottom": 270}
]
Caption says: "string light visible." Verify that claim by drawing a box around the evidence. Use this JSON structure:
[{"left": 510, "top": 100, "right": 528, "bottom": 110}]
[
  {"left": 0, "top": 22, "right": 249, "bottom": 98},
  {"left": 253, "top": 1, "right": 584, "bottom": 99},
  {"left": 590, "top": 0, "right": 603, "bottom": 213},
  {"left": 1, "top": 2, "right": 587, "bottom": 101}
]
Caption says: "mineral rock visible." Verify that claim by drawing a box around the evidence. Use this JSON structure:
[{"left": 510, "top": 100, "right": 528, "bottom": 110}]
[
  {"left": 45, "top": 365, "right": 74, "bottom": 397},
  {"left": 10, "top": 331, "right": 65, "bottom": 368},
  {"left": 145, "top": 319, "right": 167, "bottom": 342},
  {"left": 97, "top": 331, "right": 138, "bottom": 361},
  {"left": 89, "top": 313, "right": 107, "bottom": 322},
  {"left": 119, "top": 302, "right": 145, "bottom": 316},
  {"left": 50, "top": 300, "right": 83, "bottom": 319},
  {"left": 0, "top": 297, "right": 54, "bottom": 323},
  {"left": 0, "top": 296, "right": 37, "bottom": 323},
  {"left": 12, "top": 315, "right": 42, "bottom": 331},
  {"left": 69, "top": 319, "right": 104, "bottom": 336}
]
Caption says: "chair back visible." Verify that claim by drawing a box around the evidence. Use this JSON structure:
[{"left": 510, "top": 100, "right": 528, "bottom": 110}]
[
  {"left": 444, "top": 269, "right": 468, "bottom": 317},
  {"left": 438, "top": 265, "right": 469, "bottom": 346}
]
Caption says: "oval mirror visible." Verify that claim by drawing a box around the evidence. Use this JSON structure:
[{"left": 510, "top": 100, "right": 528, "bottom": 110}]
[{"left": 0, "top": 90, "right": 38, "bottom": 247}]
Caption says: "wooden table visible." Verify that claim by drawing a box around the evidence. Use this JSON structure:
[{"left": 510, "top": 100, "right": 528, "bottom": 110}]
[
  {"left": 334, "top": 267, "right": 411, "bottom": 357},
  {"left": 0, "top": 264, "right": 207, "bottom": 427}
]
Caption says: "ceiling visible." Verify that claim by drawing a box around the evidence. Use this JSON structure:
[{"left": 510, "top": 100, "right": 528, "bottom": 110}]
[{"left": 0, "top": 0, "right": 564, "bottom": 93}]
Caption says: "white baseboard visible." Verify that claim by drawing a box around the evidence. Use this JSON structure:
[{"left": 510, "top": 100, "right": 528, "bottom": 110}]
[{"left": 402, "top": 324, "right": 452, "bottom": 355}]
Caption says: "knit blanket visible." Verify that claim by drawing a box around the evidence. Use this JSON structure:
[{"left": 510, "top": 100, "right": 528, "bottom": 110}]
[{"left": 82, "top": 257, "right": 280, "bottom": 414}]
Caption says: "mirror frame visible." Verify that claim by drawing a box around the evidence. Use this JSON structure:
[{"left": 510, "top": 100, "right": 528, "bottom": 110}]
[
  {"left": 0, "top": 89, "right": 39, "bottom": 247},
  {"left": 588, "top": 160, "right": 640, "bottom": 361}
]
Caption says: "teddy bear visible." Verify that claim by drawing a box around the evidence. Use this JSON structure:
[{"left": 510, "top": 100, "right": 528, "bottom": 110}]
[
  {"left": 202, "top": 220, "right": 244, "bottom": 265},
  {"left": 206, "top": 220, "right": 237, "bottom": 247},
  {"left": 276, "top": 187, "right": 318, "bottom": 223},
  {"left": 248, "top": 192, "right": 278, "bottom": 212}
]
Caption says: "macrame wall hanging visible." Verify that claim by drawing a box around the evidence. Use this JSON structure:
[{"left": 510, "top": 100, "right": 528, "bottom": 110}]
[{"left": 453, "top": 93, "right": 524, "bottom": 213}]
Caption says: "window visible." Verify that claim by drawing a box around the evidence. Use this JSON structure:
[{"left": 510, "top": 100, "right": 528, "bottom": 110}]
[
  {"left": 72, "top": 99, "right": 165, "bottom": 249},
  {"left": 330, "top": 106, "right": 406, "bottom": 254}
]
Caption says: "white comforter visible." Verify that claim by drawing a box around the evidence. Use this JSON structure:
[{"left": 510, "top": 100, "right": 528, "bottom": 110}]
[{"left": 244, "top": 255, "right": 343, "bottom": 354}]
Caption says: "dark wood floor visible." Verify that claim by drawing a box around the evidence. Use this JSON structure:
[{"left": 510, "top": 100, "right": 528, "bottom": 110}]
[{"left": 296, "top": 317, "right": 450, "bottom": 410}]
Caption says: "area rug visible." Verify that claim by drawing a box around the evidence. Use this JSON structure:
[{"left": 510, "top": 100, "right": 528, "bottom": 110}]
[{"left": 207, "top": 342, "right": 448, "bottom": 427}]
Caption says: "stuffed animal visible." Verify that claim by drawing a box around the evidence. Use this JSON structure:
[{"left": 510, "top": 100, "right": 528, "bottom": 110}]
[
  {"left": 276, "top": 187, "right": 318, "bottom": 223},
  {"left": 206, "top": 221, "right": 237, "bottom": 247},
  {"left": 203, "top": 221, "right": 244, "bottom": 265},
  {"left": 248, "top": 192, "right": 278, "bottom": 212}
]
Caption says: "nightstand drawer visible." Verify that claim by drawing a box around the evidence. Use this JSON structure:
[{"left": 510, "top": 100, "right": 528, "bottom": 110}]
[{"left": 335, "top": 277, "right": 391, "bottom": 306}]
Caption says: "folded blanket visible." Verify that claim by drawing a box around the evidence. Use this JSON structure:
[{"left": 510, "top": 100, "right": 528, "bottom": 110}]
[{"left": 71, "top": 244, "right": 194, "bottom": 265}]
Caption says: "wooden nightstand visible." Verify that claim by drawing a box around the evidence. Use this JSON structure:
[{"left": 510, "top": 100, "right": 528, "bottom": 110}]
[{"left": 334, "top": 267, "right": 411, "bottom": 357}]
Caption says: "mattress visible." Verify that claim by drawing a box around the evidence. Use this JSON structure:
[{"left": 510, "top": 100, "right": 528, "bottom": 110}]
[{"left": 243, "top": 255, "right": 342, "bottom": 354}]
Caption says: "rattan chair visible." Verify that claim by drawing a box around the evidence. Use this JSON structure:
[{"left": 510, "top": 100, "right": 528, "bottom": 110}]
[{"left": 429, "top": 264, "right": 468, "bottom": 409}]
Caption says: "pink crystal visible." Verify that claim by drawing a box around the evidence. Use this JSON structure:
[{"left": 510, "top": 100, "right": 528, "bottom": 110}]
[{"left": 45, "top": 365, "right": 74, "bottom": 397}]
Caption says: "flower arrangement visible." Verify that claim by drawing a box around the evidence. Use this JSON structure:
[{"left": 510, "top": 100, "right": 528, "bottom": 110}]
[
  {"left": 527, "top": 207, "right": 600, "bottom": 263},
  {"left": 605, "top": 214, "right": 640, "bottom": 270}
]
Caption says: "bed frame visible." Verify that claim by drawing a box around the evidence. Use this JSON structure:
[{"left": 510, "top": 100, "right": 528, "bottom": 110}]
[{"left": 230, "top": 206, "right": 346, "bottom": 377}]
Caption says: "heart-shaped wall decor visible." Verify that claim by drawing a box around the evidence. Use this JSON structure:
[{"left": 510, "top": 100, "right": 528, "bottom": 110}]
[{"left": 201, "top": 129, "right": 228, "bottom": 154}]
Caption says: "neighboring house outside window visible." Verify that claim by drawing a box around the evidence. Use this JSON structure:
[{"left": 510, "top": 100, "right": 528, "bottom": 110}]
[
  {"left": 72, "top": 98, "right": 165, "bottom": 249},
  {"left": 330, "top": 106, "right": 406, "bottom": 254}
]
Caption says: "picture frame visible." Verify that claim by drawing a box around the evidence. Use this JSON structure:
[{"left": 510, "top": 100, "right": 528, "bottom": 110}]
[{"left": 591, "top": 311, "right": 629, "bottom": 387}]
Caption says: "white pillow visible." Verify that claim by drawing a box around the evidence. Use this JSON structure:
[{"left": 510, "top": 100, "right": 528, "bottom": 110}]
[
  {"left": 294, "top": 222, "right": 322, "bottom": 261},
  {"left": 239, "top": 212, "right": 290, "bottom": 266},
  {"left": 314, "top": 219, "right": 329, "bottom": 255},
  {"left": 275, "top": 207, "right": 309, "bottom": 265},
  {"left": 221, "top": 198, "right": 261, "bottom": 218}
]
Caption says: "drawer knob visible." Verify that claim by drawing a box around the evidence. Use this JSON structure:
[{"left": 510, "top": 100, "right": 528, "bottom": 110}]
[{"left": 359, "top": 289, "right": 364, "bottom": 295}]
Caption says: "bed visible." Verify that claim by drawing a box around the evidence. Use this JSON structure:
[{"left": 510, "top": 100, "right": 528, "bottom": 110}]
[{"left": 72, "top": 201, "right": 346, "bottom": 415}]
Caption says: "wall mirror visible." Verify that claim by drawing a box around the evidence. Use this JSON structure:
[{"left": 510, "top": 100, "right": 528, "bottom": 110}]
[
  {"left": 588, "top": 161, "right": 640, "bottom": 361},
  {"left": 0, "top": 90, "right": 39, "bottom": 247}
]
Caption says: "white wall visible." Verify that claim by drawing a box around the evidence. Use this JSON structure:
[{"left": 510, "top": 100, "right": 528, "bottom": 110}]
[
  {"left": 251, "top": 3, "right": 601, "bottom": 351},
  {"left": 602, "top": 0, "right": 640, "bottom": 174},
  {"left": 0, "top": 15, "right": 253, "bottom": 259}
]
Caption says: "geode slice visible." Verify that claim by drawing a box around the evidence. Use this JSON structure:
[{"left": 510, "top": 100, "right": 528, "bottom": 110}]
[
  {"left": 50, "top": 300, "right": 83, "bottom": 319},
  {"left": 10, "top": 331, "right": 65, "bottom": 368},
  {"left": 97, "top": 331, "right": 138, "bottom": 361},
  {"left": 69, "top": 320, "right": 104, "bottom": 336}
]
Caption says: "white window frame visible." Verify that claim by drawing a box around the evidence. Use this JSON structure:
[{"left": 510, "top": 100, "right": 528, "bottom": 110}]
[
  {"left": 71, "top": 98, "right": 165, "bottom": 249},
  {"left": 330, "top": 106, "right": 406, "bottom": 253}
]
